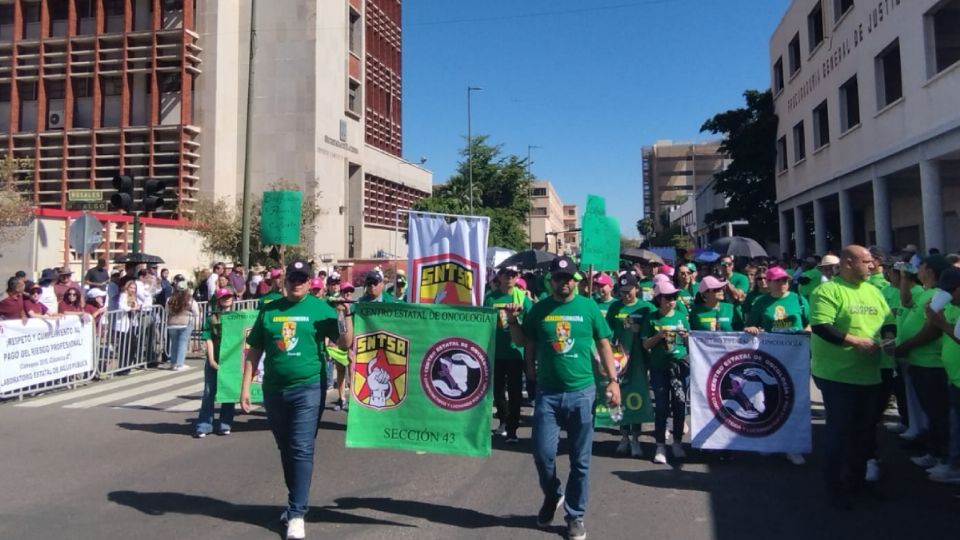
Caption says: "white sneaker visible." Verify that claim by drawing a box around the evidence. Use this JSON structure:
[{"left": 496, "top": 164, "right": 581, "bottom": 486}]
[
  {"left": 911, "top": 454, "right": 938, "bottom": 468},
  {"left": 629, "top": 438, "right": 642, "bottom": 458},
  {"left": 884, "top": 422, "right": 907, "bottom": 434},
  {"left": 653, "top": 444, "right": 668, "bottom": 464},
  {"left": 616, "top": 436, "right": 630, "bottom": 455},
  {"left": 786, "top": 453, "right": 806, "bottom": 466},
  {"left": 672, "top": 442, "right": 686, "bottom": 459},
  {"left": 285, "top": 516, "right": 305, "bottom": 540},
  {"left": 927, "top": 462, "right": 951, "bottom": 476},
  {"left": 864, "top": 458, "right": 880, "bottom": 481},
  {"left": 930, "top": 468, "right": 960, "bottom": 484}
]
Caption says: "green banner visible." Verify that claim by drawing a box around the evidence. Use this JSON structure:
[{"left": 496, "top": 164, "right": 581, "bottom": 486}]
[
  {"left": 580, "top": 194, "right": 621, "bottom": 271},
  {"left": 215, "top": 310, "right": 263, "bottom": 404},
  {"left": 593, "top": 353, "right": 654, "bottom": 428},
  {"left": 345, "top": 303, "right": 497, "bottom": 457},
  {"left": 261, "top": 191, "right": 302, "bottom": 245}
]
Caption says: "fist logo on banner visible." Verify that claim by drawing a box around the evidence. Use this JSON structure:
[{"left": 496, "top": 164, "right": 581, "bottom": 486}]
[{"left": 353, "top": 331, "right": 409, "bottom": 410}]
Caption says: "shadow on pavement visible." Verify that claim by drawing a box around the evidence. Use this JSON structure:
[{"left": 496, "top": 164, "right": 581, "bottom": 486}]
[
  {"left": 107, "top": 491, "right": 410, "bottom": 533},
  {"left": 114, "top": 418, "right": 345, "bottom": 436},
  {"left": 327, "top": 497, "right": 548, "bottom": 533}
]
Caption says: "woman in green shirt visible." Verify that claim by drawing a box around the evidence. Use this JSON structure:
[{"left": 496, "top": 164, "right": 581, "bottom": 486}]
[
  {"left": 641, "top": 281, "right": 690, "bottom": 465},
  {"left": 674, "top": 264, "right": 697, "bottom": 311},
  {"left": 688, "top": 276, "right": 742, "bottom": 331},
  {"left": 744, "top": 266, "right": 810, "bottom": 335}
]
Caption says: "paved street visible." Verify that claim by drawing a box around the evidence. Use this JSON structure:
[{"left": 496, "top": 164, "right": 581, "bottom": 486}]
[{"left": 2, "top": 358, "right": 958, "bottom": 540}]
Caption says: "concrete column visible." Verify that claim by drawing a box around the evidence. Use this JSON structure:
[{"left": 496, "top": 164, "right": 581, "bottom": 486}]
[
  {"left": 779, "top": 211, "right": 790, "bottom": 258},
  {"left": 793, "top": 206, "right": 806, "bottom": 257},
  {"left": 839, "top": 189, "right": 855, "bottom": 247},
  {"left": 813, "top": 198, "right": 828, "bottom": 255},
  {"left": 920, "top": 159, "right": 945, "bottom": 253},
  {"left": 871, "top": 175, "right": 892, "bottom": 252}
]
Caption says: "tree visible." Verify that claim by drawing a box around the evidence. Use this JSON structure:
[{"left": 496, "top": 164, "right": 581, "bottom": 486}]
[
  {"left": 700, "top": 89, "right": 778, "bottom": 243},
  {"left": 620, "top": 235, "right": 641, "bottom": 250},
  {"left": 0, "top": 157, "right": 35, "bottom": 243},
  {"left": 187, "top": 180, "right": 323, "bottom": 266},
  {"left": 414, "top": 135, "right": 532, "bottom": 251},
  {"left": 636, "top": 217, "right": 655, "bottom": 238}
]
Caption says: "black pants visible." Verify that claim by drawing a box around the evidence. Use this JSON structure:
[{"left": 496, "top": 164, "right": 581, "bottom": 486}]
[
  {"left": 494, "top": 358, "right": 524, "bottom": 432},
  {"left": 868, "top": 369, "right": 897, "bottom": 458},
  {"left": 815, "top": 377, "right": 880, "bottom": 495},
  {"left": 910, "top": 365, "right": 950, "bottom": 459}
]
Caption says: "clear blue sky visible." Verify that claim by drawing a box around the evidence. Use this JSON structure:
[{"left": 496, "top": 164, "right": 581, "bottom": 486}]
[{"left": 401, "top": 0, "right": 791, "bottom": 237}]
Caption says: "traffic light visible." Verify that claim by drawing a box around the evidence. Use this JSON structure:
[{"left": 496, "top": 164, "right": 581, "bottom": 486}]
[
  {"left": 110, "top": 175, "right": 134, "bottom": 212},
  {"left": 143, "top": 178, "right": 166, "bottom": 212}
]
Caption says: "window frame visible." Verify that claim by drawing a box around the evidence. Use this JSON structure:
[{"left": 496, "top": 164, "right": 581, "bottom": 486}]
[
  {"left": 839, "top": 75, "right": 861, "bottom": 133},
  {"left": 875, "top": 38, "right": 903, "bottom": 110}
]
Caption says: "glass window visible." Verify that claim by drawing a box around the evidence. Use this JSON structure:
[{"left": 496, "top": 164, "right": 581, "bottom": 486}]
[
  {"left": 839, "top": 75, "right": 860, "bottom": 132},
  {"left": 876, "top": 39, "right": 903, "bottom": 108},
  {"left": 788, "top": 34, "right": 802, "bottom": 76}
]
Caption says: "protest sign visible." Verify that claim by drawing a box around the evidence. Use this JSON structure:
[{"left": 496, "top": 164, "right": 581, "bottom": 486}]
[
  {"left": 261, "top": 191, "right": 302, "bottom": 245},
  {"left": 407, "top": 212, "right": 489, "bottom": 306},
  {"left": 580, "top": 195, "right": 620, "bottom": 271},
  {"left": 346, "top": 302, "right": 497, "bottom": 457},
  {"left": 215, "top": 310, "right": 262, "bottom": 404},
  {"left": 1, "top": 317, "right": 94, "bottom": 394}
]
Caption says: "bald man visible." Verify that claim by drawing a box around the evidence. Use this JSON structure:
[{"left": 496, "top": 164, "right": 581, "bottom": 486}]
[{"left": 809, "top": 245, "right": 894, "bottom": 509}]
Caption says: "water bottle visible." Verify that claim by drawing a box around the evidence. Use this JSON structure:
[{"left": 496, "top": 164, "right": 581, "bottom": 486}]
[{"left": 606, "top": 390, "right": 623, "bottom": 423}]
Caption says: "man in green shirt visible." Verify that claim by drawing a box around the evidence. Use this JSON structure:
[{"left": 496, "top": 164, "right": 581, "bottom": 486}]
[
  {"left": 718, "top": 255, "right": 748, "bottom": 304},
  {"left": 358, "top": 270, "right": 396, "bottom": 303},
  {"left": 240, "top": 260, "right": 352, "bottom": 540},
  {"left": 484, "top": 265, "right": 533, "bottom": 443},
  {"left": 507, "top": 256, "right": 618, "bottom": 540},
  {"left": 894, "top": 255, "right": 951, "bottom": 469},
  {"left": 809, "top": 245, "right": 894, "bottom": 509}
]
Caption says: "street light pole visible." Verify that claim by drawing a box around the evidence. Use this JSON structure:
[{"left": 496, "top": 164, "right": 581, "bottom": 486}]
[
  {"left": 526, "top": 145, "right": 541, "bottom": 249},
  {"left": 467, "top": 86, "right": 482, "bottom": 213}
]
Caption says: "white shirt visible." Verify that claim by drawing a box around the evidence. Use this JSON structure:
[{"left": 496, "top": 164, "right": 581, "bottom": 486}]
[
  {"left": 206, "top": 274, "right": 220, "bottom": 299},
  {"left": 39, "top": 285, "right": 59, "bottom": 314},
  {"left": 136, "top": 280, "right": 154, "bottom": 308}
]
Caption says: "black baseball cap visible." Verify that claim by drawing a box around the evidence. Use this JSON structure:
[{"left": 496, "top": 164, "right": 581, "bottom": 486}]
[
  {"left": 618, "top": 273, "right": 639, "bottom": 290},
  {"left": 938, "top": 267, "right": 960, "bottom": 293},
  {"left": 285, "top": 261, "right": 311, "bottom": 283},
  {"left": 549, "top": 256, "right": 578, "bottom": 277}
]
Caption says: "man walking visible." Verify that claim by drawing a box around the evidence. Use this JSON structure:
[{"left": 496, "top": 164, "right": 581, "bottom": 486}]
[
  {"left": 508, "top": 256, "right": 620, "bottom": 540},
  {"left": 810, "top": 245, "right": 893, "bottom": 509}
]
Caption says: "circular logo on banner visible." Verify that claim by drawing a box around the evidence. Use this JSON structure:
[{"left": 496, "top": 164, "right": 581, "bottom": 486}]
[
  {"left": 705, "top": 349, "right": 794, "bottom": 437},
  {"left": 421, "top": 337, "right": 489, "bottom": 411}
]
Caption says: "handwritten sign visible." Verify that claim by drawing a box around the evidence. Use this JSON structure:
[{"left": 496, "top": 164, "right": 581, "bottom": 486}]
[
  {"left": 580, "top": 195, "right": 620, "bottom": 271},
  {"left": 260, "top": 191, "right": 302, "bottom": 245}
]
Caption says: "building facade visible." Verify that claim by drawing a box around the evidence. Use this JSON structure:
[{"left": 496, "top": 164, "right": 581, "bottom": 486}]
[
  {"left": 669, "top": 175, "right": 749, "bottom": 248},
  {"left": 528, "top": 180, "right": 574, "bottom": 254},
  {"left": 771, "top": 0, "right": 960, "bottom": 256},
  {"left": 641, "top": 140, "right": 727, "bottom": 231},
  {"left": 562, "top": 203, "right": 580, "bottom": 255},
  {"left": 0, "top": 0, "right": 431, "bottom": 277}
]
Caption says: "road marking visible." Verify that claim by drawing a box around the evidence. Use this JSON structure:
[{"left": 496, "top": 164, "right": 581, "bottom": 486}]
[
  {"left": 63, "top": 370, "right": 204, "bottom": 409},
  {"left": 115, "top": 383, "right": 203, "bottom": 409},
  {"left": 15, "top": 369, "right": 187, "bottom": 408},
  {"left": 164, "top": 399, "right": 202, "bottom": 413}
]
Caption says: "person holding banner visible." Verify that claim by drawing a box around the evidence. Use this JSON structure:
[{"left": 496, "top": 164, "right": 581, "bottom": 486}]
[
  {"left": 688, "top": 276, "right": 742, "bottom": 332},
  {"left": 506, "top": 256, "right": 619, "bottom": 540},
  {"left": 809, "top": 245, "right": 893, "bottom": 509},
  {"left": 194, "top": 289, "right": 237, "bottom": 437},
  {"left": 239, "top": 261, "right": 352, "bottom": 540},
  {"left": 641, "top": 280, "right": 691, "bottom": 464},
  {"left": 358, "top": 270, "right": 396, "bottom": 303}
]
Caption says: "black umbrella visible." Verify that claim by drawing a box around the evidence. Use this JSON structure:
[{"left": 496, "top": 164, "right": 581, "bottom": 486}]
[
  {"left": 620, "top": 248, "right": 664, "bottom": 264},
  {"left": 114, "top": 252, "right": 165, "bottom": 265},
  {"left": 710, "top": 236, "right": 768, "bottom": 259},
  {"left": 497, "top": 250, "right": 557, "bottom": 271}
]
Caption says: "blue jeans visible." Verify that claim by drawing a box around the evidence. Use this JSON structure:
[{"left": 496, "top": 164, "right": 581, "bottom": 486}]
[
  {"left": 263, "top": 382, "right": 326, "bottom": 518},
  {"left": 532, "top": 385, "right": 595, "bottom": 521},
  {"left": 195, "top": 361, "right": 235, "bottom": 434},
  {"left": 167, "top": 324, "right": 192, "bottom": 368}
]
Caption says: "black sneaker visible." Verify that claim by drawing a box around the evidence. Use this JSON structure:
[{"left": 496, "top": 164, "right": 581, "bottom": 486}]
[
  {"left": 505, "top": 431, "right": 519, "bottom": 444},
  {"left": 536, "top": 494, "right": 564, "bottom": 528},
  {"left": 332, "top": 399, "right": 344, "bottom": 411},
  {"left": 567, "top": 518, "right": 586, "bottom": 540}
]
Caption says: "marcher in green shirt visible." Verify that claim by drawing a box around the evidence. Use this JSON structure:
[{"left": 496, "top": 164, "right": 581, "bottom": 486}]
[
  {"left": 641, "top": 280, "right": 690, "bottom": 465},
  {"left": 240, "top": 260, "right": 352, "bottom": 539},
  {"left": 484, "top": 265, "right": 533, "bottom": 442},
  {"left": 797, "top": 257, "right": 823, "bottom": 300},
  {"left": 718, "top": 255, "right": 749, "bottom": 304},
  {"left": 745, "top": 266, "right": 810, "bottom": 334},
  {"left": 593, "top": 273, "right": 617, "bottom": 318},
  {"left": 507, "top": 256, "right": 618, "bottom": 536},
  {"left": 674, "top": 264, "right": 697, "bottom": 312},
  {"left": 689, "top": 275, "right": 742, "bottom": 331},
  {"left": 357, "top": 270, "right": 397, "bottom": 303},
  {"left": 921, "top": 267, "right": 960, "bottom": 483},
  {"left": 194, "top": 288, "right": 237, "bottom": 437},
  {"left": 809, "top": 245, "right": 893, "bottom": 508}
]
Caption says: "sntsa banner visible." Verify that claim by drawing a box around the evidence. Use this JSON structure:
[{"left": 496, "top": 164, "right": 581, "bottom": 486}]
[
  {"left": 346, "top": 302, "right": 497, "bottom": 457},
  {"left": 407, "top": 212, "right": 489, "bottom": 306}
]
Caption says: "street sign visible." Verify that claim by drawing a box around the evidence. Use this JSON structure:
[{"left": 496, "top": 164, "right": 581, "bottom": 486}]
[
  {"left": 69, "top": 213, "right": 104, "bottom": 255},
  {"left": 66, "top": 189, "right": 108, "bottom": 211}
]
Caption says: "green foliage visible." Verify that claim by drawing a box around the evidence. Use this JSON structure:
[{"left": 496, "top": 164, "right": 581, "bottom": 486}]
[
  {"left": 636, "top": 217, "right": 655, "bottom": 237},
  {"left": 413, "top": 135, "right": 532, "bottom": 250},
  {"left": 0, "top": 157, "right": 35, "bottom": 242},
  {"left": 700, "top": 89, "right": 778, "bottom": 243}
]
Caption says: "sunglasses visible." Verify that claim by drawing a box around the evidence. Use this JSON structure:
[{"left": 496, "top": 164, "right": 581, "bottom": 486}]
[{"left": 719, "top": 262, "right": 733, "bottom": 267}]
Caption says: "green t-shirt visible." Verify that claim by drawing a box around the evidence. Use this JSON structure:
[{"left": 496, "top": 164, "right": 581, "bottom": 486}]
[
  {"left": 606, "top": 298, "right": 655, "bottom": 353},
  {"left": 868, "top": 272, "right": 890, "bottom": 290},
  {"left": 258, "top": 290, "right": 283, "bottom": 309},
  {"left": 678, "top": 287, "right": 695, "bottom": 312},
  {"left": 638, "top": 278, "right": 655, "bottom": 303},
  {"left": 641, "top": 309, "right": 689, "bottom": 370},
  {"left": 899, "top": 287, "right": 943, "bottom": 368},
  {"left": 941, "top": 305, "right": 960, "bottom": 389},
  {"left": 728, "top": 272, "right": 751, "bottom": 299},
  {"left": 689, "top": 301, "right": 742, "bottom": 332},
  {"left": 358, "top": 290, "right": 397, "bottom": 303},
  {"left": 747, "top": 292, "right": 809, "bottom": 333},
  {"left": 810, "top": 277, "right": 892, "bottom": 385},
  {"left": 798, "top": 268, "right": 823, "bottom": 299},
  {"left": 246, "top": 295, "right": 340, "bottom": 392},
  {"left": 484, "top": 288, "right": 533, "bottom": 361},
  {"left": 595, "top": 297, "right": 617, "bottom": 319},
  {"left": 522, "top": 295, "right": 612, "bottom": 392},
  {"left": 200, "top": 311, "right": 226, "bottom": 362}
]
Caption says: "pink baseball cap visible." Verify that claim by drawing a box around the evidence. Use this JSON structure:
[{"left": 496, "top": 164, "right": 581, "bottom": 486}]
[
  {"left": 654, "top": 281, "right": 679, "bottom": 296},
  {"left": 593, "top": 273, "right": 613, "bottom": 287},
  {"left": 699, "top": 275, "right": 727, "bottom": 291},
  {"left": 659, "top": 264, "right": 675, "bottom": 277},
  {"left": 653, "top": 273, "right": 672, "bottom": 285},
  {"left": 516, "top": 277, "right": 528, "bottom": 290},
  {"left": 269, "top": 268, "right": 283, "bottom": 278},
  {"left": 309, "top": 278, "right": 324, "bottom": 289},
  {"left": 765, "top": 266, "right": 791, "bottom": 281},
  {"left": 214, "top": 288, "right": 233, "bottom": 300}
]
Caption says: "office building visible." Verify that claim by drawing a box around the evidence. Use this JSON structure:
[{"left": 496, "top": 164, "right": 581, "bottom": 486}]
[
  {"left": 528, "top": 180, "right": 577, "bottom": 254},
  {"left": 641, "top": 140, "right": 727, "bottom": 231}
]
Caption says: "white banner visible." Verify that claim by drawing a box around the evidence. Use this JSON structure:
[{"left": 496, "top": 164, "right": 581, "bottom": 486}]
[
  {"left": 1, "top": 316, "right": 95, "bottom": 394},
  {"left": 689, "top": 331, "right": 811, "bottom": 453},
  {"left": 407, "top": 212, "right": 490, "bottom": 306}
]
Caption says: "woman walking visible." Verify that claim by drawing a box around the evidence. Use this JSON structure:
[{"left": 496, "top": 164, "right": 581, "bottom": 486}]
[
  {"left": 194, "top": 288, "right": 237, "bottom": 437},
  {"left": 166, "top": 282, "right": 200, "bottom": 371}
]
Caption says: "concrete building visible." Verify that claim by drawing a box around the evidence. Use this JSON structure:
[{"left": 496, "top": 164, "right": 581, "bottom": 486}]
[
  {"left": 528, "top": 180, "right": 575, "bottom": 254},
  {"left": 0, "top": 0, "right": 431, "bottom": 277},
  {"left": 562, "top": 203, "right": 580, "bottom": 255},
  {"left": 641, "top": 140, "right": 727, "bottom": 231},
  {"left": 669, "top": 175, "right": 750, "bottom": 248},
  {"left": 771, "top": 0, "right": 960, "bottom": 257}
]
